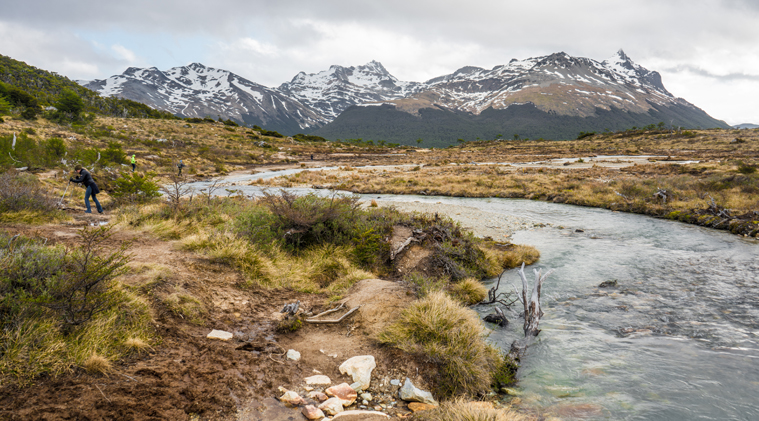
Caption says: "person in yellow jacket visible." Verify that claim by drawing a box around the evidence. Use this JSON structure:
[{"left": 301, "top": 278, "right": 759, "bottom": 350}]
[{"left": 131, "top": 154, "right": 136, "bottom": 172}]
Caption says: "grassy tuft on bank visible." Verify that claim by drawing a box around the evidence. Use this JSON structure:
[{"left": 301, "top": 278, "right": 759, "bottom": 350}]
[
  {"left": 410, "top": 399, "right": 525, "bottom": 421},
  {"left": 378, "top": 291, "right": 516, "bottom": 398}
]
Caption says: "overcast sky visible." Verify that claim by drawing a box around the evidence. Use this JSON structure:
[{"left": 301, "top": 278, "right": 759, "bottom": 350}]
[{"left": 2, "top": 0, "right": 758, "bottom": 125}]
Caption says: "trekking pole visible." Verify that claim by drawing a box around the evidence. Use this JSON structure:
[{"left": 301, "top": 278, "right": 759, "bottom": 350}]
[{"left": 58, "top": 181, "right": 71, "bottom": 208}]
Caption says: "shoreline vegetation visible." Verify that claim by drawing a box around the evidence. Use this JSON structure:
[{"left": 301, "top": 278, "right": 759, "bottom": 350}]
[{"left": 0, "top": 111, "right": 757, "bottom": 419}]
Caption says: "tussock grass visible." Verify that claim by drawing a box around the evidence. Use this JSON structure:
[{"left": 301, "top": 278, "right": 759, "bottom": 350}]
[
  {"left": 124, "top": 337, "right": 152, "bottom": 353},
  {"left": 448, "top": 278, "right": 488, "bottom": 306},
  {"left": 83, "top": 353, "right": 113, "bottom": 375},
  {"left": 497, "top": 245, "right": 541, "bottom": 269},
  {"left": 378, "top": 291, "right": 510, "bottom": 397},
  {"left": 411, "top": 399, "right": 526, "bottom": 421}
]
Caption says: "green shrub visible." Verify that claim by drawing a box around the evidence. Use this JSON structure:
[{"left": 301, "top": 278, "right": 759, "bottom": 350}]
[
  {"left": 110, "top": 171, "right": 161, "bottom": 204},
  {"left": 45, "top": 137, "right": 67, "bottom": 159},
  {"left": 0, "top": 227, "right": 150, "bottom": 384},
  {"left": 102, "top": 141, "right": 127, "bottom": 165}
]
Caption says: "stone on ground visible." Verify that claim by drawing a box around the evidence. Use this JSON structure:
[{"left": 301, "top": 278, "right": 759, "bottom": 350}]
[
  {"left": 399, "top": 378, "right": 438, "bottom": 406},
  {"left": 302, "top": 405, "right": 325, "bottom": 420},
  {"left": 325, "top": 383, "right": 358, "bottom": 406},
  {"left": 331, "top": 410, "right": 391, "bottom": 420},
  {"left": 319, "top": 397, "right": 345, "bottom": 416},
  {"left": 304, "top": 374, "right": 332, "bottom": 385},
  {"left": 206, "top": 329, "right": 233, "bottom": 341},
  {"left": 286, "top": 349, "right": 301, "bottom": 361},
  {"left": 339, "top": 355, "right": 376, "bottom": 391},
  {"left": 279, "top": 390, "right": 306, "bottom": 406}
]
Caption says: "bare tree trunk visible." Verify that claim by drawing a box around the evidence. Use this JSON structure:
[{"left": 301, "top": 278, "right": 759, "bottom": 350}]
[{"left": 517, "top": 262, "right": 554, "bottom": 337}]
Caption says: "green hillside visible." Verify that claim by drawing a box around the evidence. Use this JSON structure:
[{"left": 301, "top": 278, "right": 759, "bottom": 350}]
[{"left": 0, "top": 54, "right": 177, "bottom": 120}]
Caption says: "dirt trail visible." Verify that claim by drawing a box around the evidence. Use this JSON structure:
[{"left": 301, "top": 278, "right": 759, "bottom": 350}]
[{"left": 0, "top": 211, "right": 427, "bottom": 420}]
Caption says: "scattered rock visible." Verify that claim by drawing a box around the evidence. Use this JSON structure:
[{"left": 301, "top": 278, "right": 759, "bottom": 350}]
[
  {"left": 308, "top": 391, "right": 329, "bottom": 402},
  {"left": 360, "top": 392, "right": 372, "bottom": 401},
  {"left": 331, "top": 410, "right": 391, "bottom": 420},
  {"left": 305, "top": 374, "right": 332, "bottom": 386},
  {"left": 319, "top": 397, "right": 345, "bottom": 416},
  {"left": 302, "top": 405, "right": 325, "bottom": 420},
  {"left": 598, "top": 280, "right": 618, "bottom": 288},
  {"left": 286, "top": 349, "right": 301, "bottom": 361},
  {"left": 206, "top": 329, "right": 233, "bottom": 341},
  {"left": 339, "top": 355, "right": 376, "bottom": 391},
  {"left": 483, "top": 312, "right": 508, "bottom": 327},
  {"left": 390, "top": 379, "right": 401, "bottom": 386},
  {"left": 325, "top": 383, "right": 358, "bottom": 406},
  {"left": 279, "top": 390, "right": 307, "bottom": 406},
  {"left": 407, "top": 402, "right": 436, "bottom": 412},
  {"left": 399, "top": 378, "right": 438, "bottom": 406}
]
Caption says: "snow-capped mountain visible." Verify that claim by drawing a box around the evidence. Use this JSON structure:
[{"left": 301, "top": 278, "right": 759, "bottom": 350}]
[
  {"left": 82, "top": 63, "right": 326, "bottom": 132},
  {"left": 82, "top": 51, "right": 728, "bottom": 142},
  {"left": 370, "top": 50, "right": 680, "bottom": 118},
  {"left": 277, "top": 60, "right": 420, "bottom": 120},
  {"left": 313, "top": 50, "right": 728, "bottom": 144}
]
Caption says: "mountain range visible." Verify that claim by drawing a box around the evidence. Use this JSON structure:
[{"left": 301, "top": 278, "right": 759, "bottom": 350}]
[{"left": 82, "top": 50, "right": 730, "bottom": 146}]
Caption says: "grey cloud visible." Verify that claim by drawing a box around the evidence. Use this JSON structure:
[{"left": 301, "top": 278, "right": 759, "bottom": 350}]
[{"left": 665, "top": 65, "right": 759, "bottom": 82}]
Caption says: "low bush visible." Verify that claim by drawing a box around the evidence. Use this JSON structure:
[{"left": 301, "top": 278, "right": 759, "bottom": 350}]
[
  {"left": 378, "top": 291, "right": 510, "bottom": 397},
  {"left": 0, "top": 227, "right": 152, "bottom": 384},
  {"left": 0, "top": 171, "right": 58, "bottom": 221},
  {"left": 110, "top": 171, "right": 161, "bottom": 204}
]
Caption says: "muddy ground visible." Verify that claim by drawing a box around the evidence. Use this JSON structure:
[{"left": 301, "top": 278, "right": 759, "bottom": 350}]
[{"left": 0, "top": 208, "right": 439, "bottom": 421}]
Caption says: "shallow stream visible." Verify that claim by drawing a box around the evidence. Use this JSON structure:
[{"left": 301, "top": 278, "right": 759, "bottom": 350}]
[
  {"left": 187, "top": 174, "right": 759, "bottom": 420},
  {"left": 378, "top": 195, "right": 759, "bottom": 421}
]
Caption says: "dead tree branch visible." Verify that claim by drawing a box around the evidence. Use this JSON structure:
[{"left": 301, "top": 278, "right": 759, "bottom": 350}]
[{"left": 517, "top": 262, "right": 554, "bottom": 337}]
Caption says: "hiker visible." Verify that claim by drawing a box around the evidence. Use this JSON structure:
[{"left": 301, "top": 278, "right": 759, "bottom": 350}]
[
  {"left": 69, "top": 165, "right": 103, "bottom": 214},
  {"left": 131, "top": 154, "right": 136, "bottom": 172},
  {"left": 177, "top": 159, "right": 185, "bottom": 175}
]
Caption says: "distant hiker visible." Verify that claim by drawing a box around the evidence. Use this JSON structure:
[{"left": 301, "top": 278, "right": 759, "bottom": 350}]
[
  {"left": 310, "top": 154, "right": 314, "bottom": 160},
  {"left": 131, "top": 154, "right": 136, "bottom": 172},
  {"left": 70, "top": 165, "right": 103, "bottom": 214},
  {"left": 177, "top": 159, "right": 185, "bottom": 175}
]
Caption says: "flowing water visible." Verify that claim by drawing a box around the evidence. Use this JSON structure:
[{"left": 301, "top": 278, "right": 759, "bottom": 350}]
[
  {"left": 377, "top": 196, "right": 759, "bottom": 421},
  {"left": 187, "top": 174, "right": 759, "bottom": 420}
]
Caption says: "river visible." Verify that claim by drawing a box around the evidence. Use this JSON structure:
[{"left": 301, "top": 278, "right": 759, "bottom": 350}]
[{"left": 187, "top": 174, "right": 759, "bottom": 420}]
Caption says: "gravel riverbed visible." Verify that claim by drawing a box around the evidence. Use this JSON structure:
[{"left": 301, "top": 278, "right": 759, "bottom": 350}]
[{"left": 373, "top": 200, "right": 548, "bottom": 241}]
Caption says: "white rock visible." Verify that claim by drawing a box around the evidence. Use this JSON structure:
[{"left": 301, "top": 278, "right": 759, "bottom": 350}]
[
  {"left": 286, "top": 349, "right": 301, "bottom": 361},
  {"left": 339, "top": 355, "right": 376, "bottom": 391},
  {"left": 305, "top": 374, "right": 332, "bottom": 385},
  {"left": 331, "top": 410, "right": 391, "bottom": 420},
  {"left": 319, "top": 397, "right": 345, "bottom": 416},
  {"left": 206, "top": 329, "right": 234, "bottom": 341},
  {"left": 399, "top": 378, "right": 438, "bottom": 406}
]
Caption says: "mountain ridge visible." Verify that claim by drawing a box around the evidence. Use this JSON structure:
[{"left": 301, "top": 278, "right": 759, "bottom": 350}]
[{"left": 81, "top": 51, "right": 730, "bottom": 143}]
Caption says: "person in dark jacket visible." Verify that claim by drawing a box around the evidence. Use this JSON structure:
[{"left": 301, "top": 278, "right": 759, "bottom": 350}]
[{"left": 70, "top": 165, "right": 103, "bottom": 214}]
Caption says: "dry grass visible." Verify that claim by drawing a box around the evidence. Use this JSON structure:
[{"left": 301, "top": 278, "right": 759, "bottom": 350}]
[
  {"left": 412, "top": 399, "right": 527, "bottom": 421},
  {"left": 498, "top": 245, "right": 541, "bottom": 269},
  {"left": 448, "top": 278, "right": 488, "bottom": 306},
  {"left": 123, "top": 337, "right": 152, "bottom": 353},
  {"left": 378, "top": 291, "right": 506, "bottom": 397},
  {"left": 83, "top": 353, "right": 113, "bottom": 375}
]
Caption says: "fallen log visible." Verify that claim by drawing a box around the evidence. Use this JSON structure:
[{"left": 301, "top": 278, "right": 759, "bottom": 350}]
[{"left": 305, "top": 305, "right": 361, "bottom": 324}]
